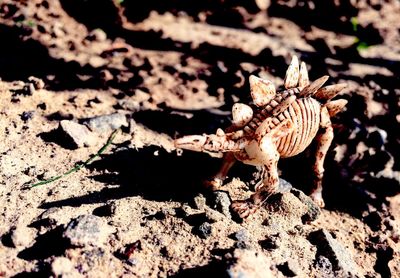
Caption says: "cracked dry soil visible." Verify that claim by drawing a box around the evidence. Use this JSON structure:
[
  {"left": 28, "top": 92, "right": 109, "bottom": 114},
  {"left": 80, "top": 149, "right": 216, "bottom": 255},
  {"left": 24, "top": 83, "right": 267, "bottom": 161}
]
[{"left": 0, "top": 0, "right": 399, "bottom": 277}]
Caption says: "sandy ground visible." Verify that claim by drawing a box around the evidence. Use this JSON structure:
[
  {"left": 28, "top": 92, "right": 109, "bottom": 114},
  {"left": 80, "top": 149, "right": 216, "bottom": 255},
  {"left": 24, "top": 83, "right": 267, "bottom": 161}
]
[{"left": 0, "top": 0, "right": 399, "bottom": 277}]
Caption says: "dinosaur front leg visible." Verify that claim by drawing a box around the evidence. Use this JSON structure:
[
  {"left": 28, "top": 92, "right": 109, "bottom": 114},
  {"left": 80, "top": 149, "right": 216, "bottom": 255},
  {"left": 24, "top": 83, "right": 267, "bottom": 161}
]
[
  {"left": 310, "top": 107, "right": 333, "bottom": 208},
  {"left": 231, "top": 137, "right": 280, "bottom": 218},
  {"left": 204, "top": 152, "right": 236, "bottom": 190}
]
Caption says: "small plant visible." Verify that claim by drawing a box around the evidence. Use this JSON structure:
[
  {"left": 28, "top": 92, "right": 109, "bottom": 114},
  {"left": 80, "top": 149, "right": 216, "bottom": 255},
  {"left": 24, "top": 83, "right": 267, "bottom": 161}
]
[
  {"left": 28, "top": 129, "right": 119, "bottom": 188},
  {"left": 350, "top": 17, "right": 370, "bottom": 52}
]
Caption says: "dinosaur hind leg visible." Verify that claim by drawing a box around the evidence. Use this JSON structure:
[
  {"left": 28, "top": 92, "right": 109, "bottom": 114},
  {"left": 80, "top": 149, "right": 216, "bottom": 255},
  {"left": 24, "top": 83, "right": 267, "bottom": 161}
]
[
  {"left": 204, "top": 152, "right": 236, "bottom": 190},
  {"left": 310, "top": 107, "right": 333, "bottom": 208}
]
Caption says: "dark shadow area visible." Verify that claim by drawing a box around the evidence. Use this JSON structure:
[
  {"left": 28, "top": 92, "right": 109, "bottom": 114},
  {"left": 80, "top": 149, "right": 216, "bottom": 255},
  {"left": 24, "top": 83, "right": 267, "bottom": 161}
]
[
  {"left": 269, "top": 1, "right": 359, "bottom": 36},
  {"left": 170, "top": 261, "right": 228, "bottom": 277},
  {"left": 17, "top": 225, "right": 68, "bottom": 261},
  {"left": 39, "top": 145, "right": 220, "bottom": 208},
  {"left": 0, "top": 25, "right": 105, "bottom": 90},
  {"left": 11, "top": 267, "right": 51, "bottom": 278}
]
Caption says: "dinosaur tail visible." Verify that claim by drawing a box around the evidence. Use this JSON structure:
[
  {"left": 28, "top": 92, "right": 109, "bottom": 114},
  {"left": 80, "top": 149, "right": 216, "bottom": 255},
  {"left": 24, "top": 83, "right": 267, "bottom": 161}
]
[{"left": 174, "top": 133, "right": 246, "bottom": 153}]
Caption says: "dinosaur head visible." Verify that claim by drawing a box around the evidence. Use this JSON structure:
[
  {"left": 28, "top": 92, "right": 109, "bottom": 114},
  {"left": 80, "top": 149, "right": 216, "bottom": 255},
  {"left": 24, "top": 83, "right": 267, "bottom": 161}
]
[{"left": 174, "top": 135, "right": 207, "bottom": 152}]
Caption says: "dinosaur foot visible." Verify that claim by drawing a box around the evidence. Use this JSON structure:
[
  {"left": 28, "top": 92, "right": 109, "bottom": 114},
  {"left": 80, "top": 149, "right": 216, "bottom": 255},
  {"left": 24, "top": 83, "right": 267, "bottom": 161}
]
[
  {"left": 310, "top": 191, "right": 325, "bottom": 208},
  {"left": 231, "top": 199, "right": 258, "bottom": 219}
]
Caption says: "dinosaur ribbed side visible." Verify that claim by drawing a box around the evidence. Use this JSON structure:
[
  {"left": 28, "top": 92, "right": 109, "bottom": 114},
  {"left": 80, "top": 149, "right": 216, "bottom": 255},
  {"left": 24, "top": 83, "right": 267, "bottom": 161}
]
[{"left": 277, "top": 98, "right": 321, "bottom": 157}]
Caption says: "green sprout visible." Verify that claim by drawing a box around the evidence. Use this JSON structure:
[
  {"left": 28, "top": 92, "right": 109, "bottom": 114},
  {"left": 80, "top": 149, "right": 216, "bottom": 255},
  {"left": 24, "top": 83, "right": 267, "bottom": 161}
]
[
  {"left": 28, "top": 129, "right": 119, "bottom": 188},
  {"left": 350, "top": 17, "right": 358, "bottom": 32},
  {"left": 351, "top": 17, "right": 370, "bottom": 52}
]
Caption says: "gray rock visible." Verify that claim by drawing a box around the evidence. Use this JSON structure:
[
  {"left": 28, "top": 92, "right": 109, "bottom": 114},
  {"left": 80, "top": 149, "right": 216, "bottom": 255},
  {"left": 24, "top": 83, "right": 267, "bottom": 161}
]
[
  {"left": 63, "top": 215, "right": 112, "bottom": 247},
  {"left": 59, "top": 120, "right": 98, "bottom": 148},
  {"left": 197, "top": 222, "right": 212, "bottom": 239},
  {"left": 211, "top": 191, "right": 231, "bottom": 218},
  {"left": 308, "top": 229, "right": 362, "bottom": 277},
  {"left": 84, "top": 113, "right": 128, "bottom": 133},
  {"left": 290, "top": 187, "right": 321, "bottom": 223},
  {"left": 232, "top": 229, "right": 251, "bottom": 249}
]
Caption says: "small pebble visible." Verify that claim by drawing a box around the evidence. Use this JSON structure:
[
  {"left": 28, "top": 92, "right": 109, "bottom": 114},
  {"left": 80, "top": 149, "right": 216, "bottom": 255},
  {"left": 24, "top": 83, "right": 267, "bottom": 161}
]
[
  {"left": 211, "top": 191, "right": 231, "bottom": 218},
  {"left": 58, "top": 120, "right": 98, "bottom": 148},
  {"left": 63, "top": 215, "right": 112, "bottom": 247},
  {"left": 197, "top": 222, "right": 212, "bottom": 239},
  {"left": 10, "top": 226, "right": 36, "bottom": 249},
  {"left": 27, "top": 76, "right": 45, "bottom": 90},
  {"left": 20, "top": 111, "right": 34, "bottom": 122}
]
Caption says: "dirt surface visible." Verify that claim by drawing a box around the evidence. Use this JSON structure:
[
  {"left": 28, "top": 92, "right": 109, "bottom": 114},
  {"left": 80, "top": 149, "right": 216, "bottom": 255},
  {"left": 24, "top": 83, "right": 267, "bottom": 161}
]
[{"left": 0, "top": 1, "right": 399, "bottom": 277}]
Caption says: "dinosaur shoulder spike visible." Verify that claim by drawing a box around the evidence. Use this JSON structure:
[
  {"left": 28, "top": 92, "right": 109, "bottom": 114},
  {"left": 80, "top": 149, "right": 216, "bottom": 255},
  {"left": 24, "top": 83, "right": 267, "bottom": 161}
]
[
  {"left": 249, "top": 75, "right": 276, "bottom": 107},
  {"left": 325, "top": 99, "right": 348, "bottom": 117},
  {"left": 298, "top": 61, "right": 309, "bottom": 89},
  {"left": 299, "top": 75, "right": 329, "bottom": 97},
  {"left": 314, "top": 83, "right": 347, "bottom": 102},
  {"left": 232, "top": 103, "right": 253, "bottom": 127},
  {"left": 284, "top": 55, "right": 299, "bottom": 89}
]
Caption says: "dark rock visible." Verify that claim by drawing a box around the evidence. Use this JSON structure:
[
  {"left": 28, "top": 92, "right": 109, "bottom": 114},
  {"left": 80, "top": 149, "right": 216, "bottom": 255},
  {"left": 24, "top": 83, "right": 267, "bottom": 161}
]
[
  {"left": 58, "top": 120, "right": 98, "bottom": 148},
  {"left": 20, "top": 111, "right": 34, "bottom": 122},
  {"left": 290, "top": 188, "right": 321, "bottom": 223},
  {"left": 84, "top": 113, "right": 128, "bottom": 133},
  {"left": 210, "top": 191, "right": 231, "bottom": 218},
  {"left": 308, "top": 229, "right": 361, "bottom": 277},
  {"left": 63, "top": 215, "right": 112, "bottom": 247},
  {"left": 196, "top": 222, "right": 212, "bottom": 239}
]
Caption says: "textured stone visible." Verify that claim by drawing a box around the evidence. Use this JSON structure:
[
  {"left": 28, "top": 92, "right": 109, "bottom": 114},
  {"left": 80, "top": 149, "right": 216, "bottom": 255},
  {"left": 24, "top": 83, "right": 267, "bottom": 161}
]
[
  {"left": 84, "top": 113, "right": 128, "bottom": 133},
  {"left": 59, "top": 120, "right": 98, "bottom": 148},
  {"left": 63, "top": 215, "right": 112, "bottom": 247},
  {"left": 308, "top": 229, "right": 361, "bottom": 277}
]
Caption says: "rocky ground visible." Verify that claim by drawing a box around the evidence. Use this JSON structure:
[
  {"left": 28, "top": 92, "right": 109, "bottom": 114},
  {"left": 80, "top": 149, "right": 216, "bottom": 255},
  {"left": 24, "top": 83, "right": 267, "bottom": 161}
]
[{"left": 0, "top": 0, "right": 399, "bottom": 277}]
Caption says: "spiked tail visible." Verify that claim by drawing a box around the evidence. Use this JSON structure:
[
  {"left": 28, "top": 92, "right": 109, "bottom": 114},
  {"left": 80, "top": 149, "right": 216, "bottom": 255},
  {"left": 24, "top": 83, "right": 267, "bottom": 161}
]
[{"left": 175, "top": 133, "right": 246, "bottom": 153}]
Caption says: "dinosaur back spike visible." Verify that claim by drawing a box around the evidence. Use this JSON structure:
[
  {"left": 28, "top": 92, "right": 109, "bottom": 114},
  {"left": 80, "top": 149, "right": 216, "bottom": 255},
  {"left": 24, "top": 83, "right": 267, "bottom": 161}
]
[
  {"left": 249, "top": 75, "right": 276, "bottom": 107},
  {"left": 284, "top": 56, "right": 300, "bottom": 89},
  {"left": 298, "top": 61, "right": 309, "bottom": 89},
  {"left": 232, "top": 103, "right": 253, "bottom": 127},
  {"left": 314, "top": 83, "right": 347, "bottom": 102},
  {"left": 324, "top": 99, "right": 348, "bottom": 117},
  {"left": 299, "top": 75, "right": 329, "bottom": 97}
]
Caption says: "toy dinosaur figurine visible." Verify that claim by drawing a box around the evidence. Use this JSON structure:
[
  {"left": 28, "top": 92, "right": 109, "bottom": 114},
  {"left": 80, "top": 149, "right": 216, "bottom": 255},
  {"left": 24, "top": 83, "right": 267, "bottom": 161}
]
[{"left": 175, "top": 56, "right": 347, "bottom": 218}]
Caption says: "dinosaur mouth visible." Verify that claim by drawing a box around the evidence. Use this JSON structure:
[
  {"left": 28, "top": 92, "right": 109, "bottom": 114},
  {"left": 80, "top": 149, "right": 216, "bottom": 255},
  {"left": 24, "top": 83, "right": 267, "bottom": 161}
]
[{"left": 174, "top": 135, "right": 207, "bottom": 152}]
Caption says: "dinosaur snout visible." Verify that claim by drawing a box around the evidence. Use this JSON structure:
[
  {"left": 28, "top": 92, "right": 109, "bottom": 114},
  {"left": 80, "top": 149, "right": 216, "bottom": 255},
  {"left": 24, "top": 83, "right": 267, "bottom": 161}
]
[{"left": 174, "top": 135, "right": 207, "bottom": 152}]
